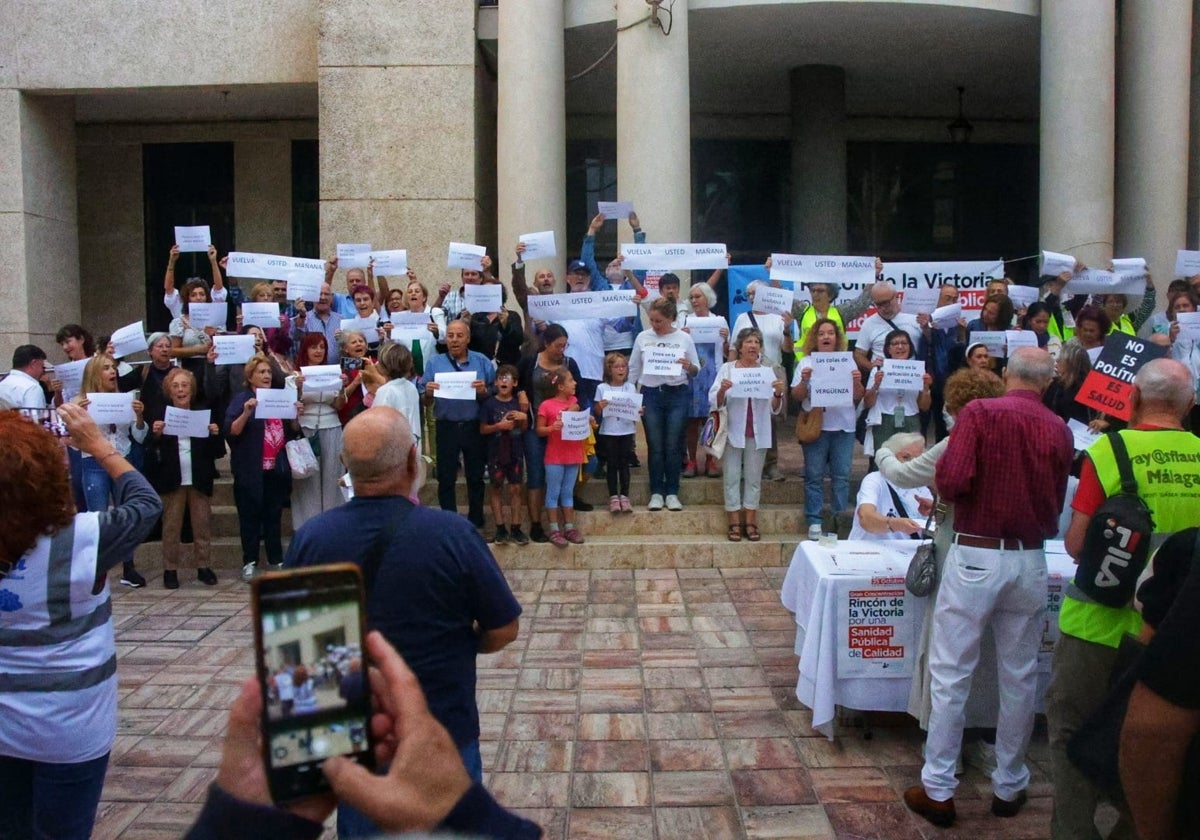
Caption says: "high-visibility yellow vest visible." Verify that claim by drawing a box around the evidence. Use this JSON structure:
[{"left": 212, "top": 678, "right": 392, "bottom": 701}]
[
  {"left": 793, "top": 306, "right": 845, "bottom": 359},
  {"left": 1108, "top": 314, "right": 1136, "bottom": 336}
]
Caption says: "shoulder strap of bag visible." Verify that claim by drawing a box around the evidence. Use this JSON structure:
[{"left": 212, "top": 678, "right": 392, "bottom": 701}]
[
  {"left": 361, "top": 500, "right": 415, "bottom": 597},
  {"left": 747, "top": 311, "right": 759, "bottom": 332},
  {"left": 885, "top": 482, "right": 924, "bottom": 540},
  {"left": 1108, "top": 431, "right": 1139, "bottom": 496}
]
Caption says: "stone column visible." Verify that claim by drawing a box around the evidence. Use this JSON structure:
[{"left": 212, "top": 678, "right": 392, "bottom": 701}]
[
  {"left": 1040, "top": 1, "right": 1116, "bottom": 270},
  {"left": 1117, "top": 1, "right": 1191, "bottom": 292},
  {"left": 0, "top": 91, "right": 79, "bottom": 363},
  {"left": 497, "top": 0, "right": 565, "bottom": 284},
  {"left": 235, "top": 140, "right": 293, "bottom": 255},
  {"left": 790, "top": 66, "right": 847, "bottom": 253},
  {"left": 617, "top": 0, "right": 691, "bottom": 246},
  {"left": 318, "top": 0, "right": 479, "bottom": 286}
]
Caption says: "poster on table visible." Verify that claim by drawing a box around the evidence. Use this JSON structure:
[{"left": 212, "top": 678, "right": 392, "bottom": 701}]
[
  {"left": 174, "top": 225, "right": 211, "bottom": 253},
  {"left": 836, "top": 580, "right": 915, "bottom": 678},
  {"left": 559, "top": 409, "right": 591, "bottom": 441},
  {"left": 807, "top": 351, "right": 856, "bottom": 407},
  {"left": 603, "top": 393, "right": 642, "bottom": 423},
  {"left": 1074, "top": 332, "right": 1168, "bottom": 421}
]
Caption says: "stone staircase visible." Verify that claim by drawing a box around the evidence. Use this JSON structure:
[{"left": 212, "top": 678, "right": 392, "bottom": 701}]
[{"left": 134, "top": 439, "right": 871, "bottom": 574}]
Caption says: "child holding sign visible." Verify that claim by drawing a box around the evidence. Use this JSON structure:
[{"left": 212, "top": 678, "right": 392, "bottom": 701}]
[
  {"left": 536, "top": 369, "right": 588, "bottom": 547},
  {"left": 594, "top": 353, "right": 640, "bottom": 514},
  {"left": 479, "top": 365, "right": 530, "bottom": 545}
]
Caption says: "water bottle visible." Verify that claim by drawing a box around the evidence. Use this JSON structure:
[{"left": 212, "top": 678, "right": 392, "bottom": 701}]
[{"left": 808, "top": 523, "right": 822, "bottom": 543}]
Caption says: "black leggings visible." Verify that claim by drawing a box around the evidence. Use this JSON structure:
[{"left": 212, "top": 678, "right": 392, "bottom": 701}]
[{"left": 602, "top": 434, "right": 634, "bottom": 496}]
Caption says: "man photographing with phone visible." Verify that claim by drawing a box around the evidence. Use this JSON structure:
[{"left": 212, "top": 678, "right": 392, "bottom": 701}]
[{"left": 282, "top": 406, "right": 522, "bottom": 838}]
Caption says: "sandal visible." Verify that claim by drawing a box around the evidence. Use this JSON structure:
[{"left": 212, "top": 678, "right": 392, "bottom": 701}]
[
  {"left": 727, "top": 524, "right": 743, "bottom": 542},
  {"left": 744, "top": 524, "right": 761, "bottom": 542}
]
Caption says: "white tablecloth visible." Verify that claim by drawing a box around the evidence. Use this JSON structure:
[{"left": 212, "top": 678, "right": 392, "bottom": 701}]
[{"left": 780, "top": 539, "right": 1074, "bottom": 738}]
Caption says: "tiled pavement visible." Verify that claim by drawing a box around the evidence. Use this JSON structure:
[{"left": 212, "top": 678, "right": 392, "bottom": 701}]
[{"left": 94, "top": 562, "right": 1059, "bottom": 840}]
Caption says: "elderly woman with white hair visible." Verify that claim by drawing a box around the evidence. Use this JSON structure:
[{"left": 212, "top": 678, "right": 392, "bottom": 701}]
[
  {"left": 681, "top": 281, "right": 729, "bottom": 476},
  {"left": 849, "top": 431, "right": 933, "bottom": 541}
]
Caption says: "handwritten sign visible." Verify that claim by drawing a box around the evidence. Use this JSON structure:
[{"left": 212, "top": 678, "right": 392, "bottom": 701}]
[
  {"left": 54, "top": 358, "right": 88, "bottom": 402},
  {"left": 300, "top": 364, "right": 342, "bottom": 392},
  {"left": 1006, "top": 284, "right": 1040, "bottom": 310},
  {"left": 370, "top": 249, "right": 408, "bottom": 276},
  {"left": 619, "top": 243, "right": 728, "bottom": 271},
  {"left": 185, "top": 302, "right": 226, "bottom": 331},
  {"left": 241, "top": 302, "right": 281, "bottom": 329},
  {"left": 603, "top": 393, "right": 643, "bottom": 423},
  {"left": 212, "top": 334, "right": 256, "bottom": 365},
  {"left": 1176, "top": 311, "right": 1200, "bottom": 342},
  {"left": 86, "top": 392, "right": 135, "bottom": 425},
  {"left": 341, "top": 316, "right": 380, "bottom": 345},
  {"left": 254, "top": 387, "right": 299, "bottom": 420},
  {"left": 336, "top": 243, "right": 372, "bottom": 269},
  {"left": 728, "top": 365, "right": 776, "bottom": 399},
  {"left": 1175, "top": 249, "right": 1200, "bottom": 278},
  {"left": 770, "top": 254, "right": 877, "bottom": 289},
  {"left": 447, "top": 242, "right": 486, "bottom": 271},
  {"left": 110, "top": 322, "right": 148, "bottom": 359},
  {"left": 174, "top": 225, "right": 211, "bottom": 253},
  {"left": 463, "top": 284, "right": 503, "bottom": 314},
  {"left": 560, "top": 409, "right": 591, "bottom": 441},
  {"left": 1005, "top": 330, "right": 1038, "bottom": 353},
  {"left": 881, "top": 359, "right": 925, "bottom": 392},
  {"left": 808, "top": 352, "right": 856, "bottom": 408},
  {"left": 163, "top": 406, "right": 212, "bottom": 438},
  {"left": 433, "top": 371, "right": 477, "bottom": 401},
  {"left": 683, "top": 315, "right": 726, "bottom": 347},
  {"left": 518, "top": 230, "right": 557, "bottom": 261}
]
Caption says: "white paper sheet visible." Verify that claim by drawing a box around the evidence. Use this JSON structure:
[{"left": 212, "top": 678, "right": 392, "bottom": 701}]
[
  {"left": 341, "top": 316, "right": 380, "bottom": 345},
  {"left": 518, "top": 230, "right": 557, "bottom": 261},
  {"left": 254, "top": 387, "right": 299, "bottom": 420},
  {"left": 241, "top": 302, "right": 281, "bottom": 329},
  {"left": 185, "top": 302, "right": 226, "bottom": 331},
  {"left": 110, "top": 322, "right": 148, "bottom": 359},
  {"left": 1063, "top": 268, "right": 1143, "bottom": 296},
  {"left": 969, "top": 331, "right": 1007, "bottom": 358},
  {"left": 751, "top": 285, "right": 794, "bottom": 317},
  {"left": 87, "top": 391, "right": 135, "bottom": 425},
  {"left": 643, "top": 347, "right": 683, "bottom": 377},
  {"left": 463, "top": 284, "right": 503, "bottom": 314},
  {"left": 1005, "top": 330, "right": 1038, "bottom": 353},
  {"left": 1176, "top": 249, "right": 1200, "bottom": 278},
  {"left": 1067, "top": 418, "right": 1101, "bottom": 453},
  {"left": 370, "top": 249, "right": 408, "bottom": 276},
  {"left": 336, "top": 243, "right": 372, "bottom": 269},
  {"left": 728, "top": 365, "right": 776, "bottom": 399},
  {"left": 597, "top": 201, "right": 634, "bottom": 219},
  {"left": 174, "top": 225, "right": 211, "bottom": 253},
  {"left": 899, "top": 287, "right": 939, "bottom": 316},
  {"left": 53, "top": 358, "right": 88, "bottom": 402},
  {"left": 447, "top": 242, "right": 486, "bottom": 271},
  {"left": 300, "top": 364, "right": 342, "bottom": 392},
  {"left": 1176, "top": 311, "right": 1200, "bottom": 341},
  {"left": 560, "top": 409, "right": 591, "bottom": 441},
  {"left": 808, "top": 352, "right": 856, "bottom": 407},
  {"left": 1006, "top": 285, "right": 1040, "bottom": 309},
  {"left": 931, "top": 303, "right": 962, "bottom": 330},
  {"left": 770, "top": 254, "right": 877, "bottom": 289},
  {"left": 211, "top": 334, "right": 256, "bottom": 365},
  {"left": 1041, "top": 250, "right": 1077, "bottom": 278},
  {"left": 433, "top": 371, "right": 478, "bottom": 401},
  {"left": 683, "top": 315, "right": 725, "bottom": 347},
  {"left": 163, "top": 406, "right": 212, "bottom": 438},
  {"left": 603, "top": 393, "right": 643, "bottom": 423},
  {"left": 881, "top": 359, "right": 924, "bottom": 392},
  {"left": 527, "top": 290, "right": 638, "bottom": 321},
  {"left": 619, "top": 243, "right": 728, "bottom": 271}
]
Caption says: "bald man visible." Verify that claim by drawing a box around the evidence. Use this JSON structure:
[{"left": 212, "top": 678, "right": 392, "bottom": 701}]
[{"left": 284, "top": 407, "right": 521, "bottom": 835}]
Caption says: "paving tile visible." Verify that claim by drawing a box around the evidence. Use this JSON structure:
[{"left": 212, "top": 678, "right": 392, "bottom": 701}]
[
  {"left": 655, "top": 806, "right": 743, "bottom": 840},
  {"left": 732, "top": 767, "right": 817, "bottom": 806},
  {"left": 91, "top": 802, "right": 146, "bottom": 840},
  {"left": 579, "top": 687, "right": 644, "bottom": 712},
  {"left": 573, "top": 740, "right": 650, "bottom": 772},
  {"left": 494, "top": 740, "right": 574, "bottom": 772},
  {"left": 647, "top": 711, "right": 718, "bottom": 740},
  {"left": 724, "top": 737, "right": 804, "bottom": 770},
  {"left": 643, "top": 666, "right": 705, "bottom": 688},
  {"left": 119, "top": 736, "right": 211, "bottom": 768},
  {"left": 646, "top": 688, "right": 713, "bottom": 713},
  {"left": 504, "top": 713, "right": 578, "bottom": 741},
  {"left": 742, "top": 804, "right": 835, "bottom": 839},
  {"left": 825, "top": 802, "right": 927, "bottom": 839},
  {"left": 649, "top": 739, "right": 726, "bottom": 771},
  {"left": 566, "top": 807, "right": 655, "bottom": 840},
  {"left": 715, "top": 710, "right": 791, "bottom": 738},
  {"left": 487, "top": 772, "right": 570, "bottom": 808},
  {"left": 570, "top": 772, "right": 651, "bottom": 807},
  {"left": 810, "top": 766, "right": 905, "bottom": 803},
  {"left": 652, "top": 770, "right": 736, "bottom": 806},
  {"left": 516, "top": 668, "right": 581, "bottom": 690},
  {"left": 577, "top": 712, "right": 646, "bottom": 740}
]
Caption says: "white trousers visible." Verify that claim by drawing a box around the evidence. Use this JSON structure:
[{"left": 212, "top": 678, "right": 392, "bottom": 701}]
[{"left": 921, "top": 542, "right": 1046, "bottom": 802}]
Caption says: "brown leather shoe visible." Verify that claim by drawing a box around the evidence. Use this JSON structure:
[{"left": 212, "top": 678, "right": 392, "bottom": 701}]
[
  {"left": 903, "top": 786, "right": 956, "bottom": 827},
  {"left": 991, "top": 790, "right": 1027, "bottom": 818}
]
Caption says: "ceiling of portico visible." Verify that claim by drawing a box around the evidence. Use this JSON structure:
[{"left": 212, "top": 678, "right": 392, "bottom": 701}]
[{"left": 557, "top": 2, "right": 1040, "bottom": 122}]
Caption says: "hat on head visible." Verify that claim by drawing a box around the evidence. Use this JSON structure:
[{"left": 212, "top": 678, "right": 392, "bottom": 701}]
[{"left": 567, "top": 259, "right": 589, "bottom": 274}]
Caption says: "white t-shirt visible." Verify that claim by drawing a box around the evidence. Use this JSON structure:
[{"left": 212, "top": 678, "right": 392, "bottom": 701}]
[
  {"left": 856, "top": 313, "right": 921, "bottom": 363},
  {"left": 731, "top": 312, "right": 788, "bottom": 366},
  {"left": 629, "top": 328, "right": 700, "bottom": 389},
  {"left": 596, "top": 381, "right": 638, "bottom": 436},
  {"left": 849, "top": 471, "right": 931, "bottom": 541},
  {"left": 559, "top": 318, "right": 605, "bottom": 382},
  {"left": 373, "top": 378, "right": 422, "bottom": 444},
  {"left": 792, "top": 357, "right": 857, "bottom": 432}
]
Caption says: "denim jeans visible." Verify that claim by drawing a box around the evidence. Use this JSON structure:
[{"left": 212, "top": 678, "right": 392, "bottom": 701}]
[
  {"left": 642, "top": 384, "right": 689, "bottom": 497},
  {"left": 0, "top": 753, "right": 110, "bottom": 840},
  {"left": 801, "top": 430, "right": 854, "bottom": 525},
  {"left": 336, "top": 740, "right": 483, "bottom": 838},
  {"left": 80, "top": 455, "right": 113, "bottom": 513},
  {"left": 523, "top": 427, "right": 546, "bottom": 490},
  {"left": 544, "top": 462, "right": 576, "bottom": 509}
]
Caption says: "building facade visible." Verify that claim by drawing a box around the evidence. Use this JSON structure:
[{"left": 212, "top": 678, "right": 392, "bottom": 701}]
[{"left": 2, "top": 0, "right": 1197, "bottom": 360}]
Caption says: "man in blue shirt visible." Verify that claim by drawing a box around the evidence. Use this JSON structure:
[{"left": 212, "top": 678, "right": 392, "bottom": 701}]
[{"left": 419, "top": 319, "right": 496, "bottom": 527}]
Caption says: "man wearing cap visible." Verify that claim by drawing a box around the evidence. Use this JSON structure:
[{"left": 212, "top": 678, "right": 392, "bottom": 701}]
[{"left": 0, "top": 345, "right": 49, "bottom": 410}]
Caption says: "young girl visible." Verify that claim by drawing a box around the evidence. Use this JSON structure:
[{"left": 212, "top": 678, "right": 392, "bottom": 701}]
[
  {"left": 594, "top": 352, "right": 638, "bottom": 513},
  {"left": 536, "top": 368, "right": 587, "bottom": 546}
]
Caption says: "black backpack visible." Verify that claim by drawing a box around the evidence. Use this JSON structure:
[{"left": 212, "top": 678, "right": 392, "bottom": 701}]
[{"left": 1076, "top": 432, "right": 1155, "bottom": 608}]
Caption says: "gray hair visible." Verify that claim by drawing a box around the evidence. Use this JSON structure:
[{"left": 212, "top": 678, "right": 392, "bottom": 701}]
[
  {"left": 338, "top": 329, "right": 366, "bottom": 350},
  {"left": 690, "top": 283, "right": 717, "bottom": 309},
  {"left": 871, "top": 281, "right": 898, "bottom": 299},
  {"left": 1057, "top": 339, "right": 1092, "bottom": 389},
  {"left": 1134, "top": 358, "right": 1195, "bottom": 416},
  {"left": 1006, "top": 346, "right": 1055, "bottom": 388},
  {"left": 882, "top": 431, "right": 925, "bottom": 454}
]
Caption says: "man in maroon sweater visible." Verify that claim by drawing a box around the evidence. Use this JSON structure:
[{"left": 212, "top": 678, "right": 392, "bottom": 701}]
[{"left": 905, "top": 347, "right": 1073, "bottom": 827}]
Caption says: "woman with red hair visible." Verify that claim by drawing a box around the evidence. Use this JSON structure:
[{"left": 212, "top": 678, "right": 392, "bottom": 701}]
[
  {"left": 287, "top": 333, "right": 347, "bottom": 527},
  {"left": 0, "top": 403, "right": 162, "bottom": 839}
]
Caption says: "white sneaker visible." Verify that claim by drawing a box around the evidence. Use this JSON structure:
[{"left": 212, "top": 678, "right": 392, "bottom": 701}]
[
  {"left": 665, "top": 494, "right": 683, "bottom": 511},
  {"left": 648, "top": 493, "right": 665, "bottom": 511},
  {"left": 241, "top": 562, "right": 257, "bottom": 582}
]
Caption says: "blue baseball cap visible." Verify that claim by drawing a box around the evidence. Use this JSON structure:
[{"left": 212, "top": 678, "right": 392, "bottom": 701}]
[{"left": 567, "top": 259, "right": 588, "bottom": 274}]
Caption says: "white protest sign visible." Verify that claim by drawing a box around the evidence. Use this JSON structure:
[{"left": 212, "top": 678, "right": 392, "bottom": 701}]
[
  {"left": 174, "top": 225, "right": 211, "bottom": 253},
  {"left": 931, "top": 303, "right": 962, "bottom": 330},
  {"left": 969, "top": 331, "right": 1007, "bottom": 358},
  {"left": 211, "top": 334, "right": 256, "bottom": 365},
  {"left": 619, "top": 243, "right": 728, "bottom": 271},
  {"left": 881, "top": 260, "right": 1005, "bottom": 292},
  {"left": 463, "top": 284, "right": 503, "bottom": 314},
  {"left": 644, "top": 347, "right": 683, "bottom": 377},
  {"left": 1112, "top": 258, "right": 1148, "bottom": 288},
  {"left": 254, "top": 387, "right": 298, "bottom": 420},
  {"left": 447, "top": 242, "right": 486, "bottom": 271},
  {"left": 241, "top": 302, "right": 281, "bottom": 329},
  {"left": 1005, "top": 330, "right": 1038, "bottom": 353},
  {"left": 390, "top": 325, "right": 430, "bottom": 344},
  {"left": 527, "top": 290, "right": 638, "bottom": 322},
  {"left": 110, "top": 322, "right": 148, "bottom": 359},
  {"left": 1006, "top": 284, "right": 1040, "bottom": 310},
  {"left": 1042, "top": 250, "right": 1077, "bottom": 278},
  {"left": 1067, "top": 418, "right": 1101, "bottom": 453},
  {"left": 881, "top": 359, "right": 925, "bottom": 392},
  {"left": 1176, "top": 250, "right": 1200, "bottom": 278},
  {"left": 286, "top": 272, "right": 322, "bottom": 303},
  {"left": 560, "top": 410, "right": 591, "bottom": 441},
  {"left": 1064, "top": 268, "right": 1143, "bottom": 296},
  {"left": 341, "top": 316, "right": 380, "bottom": 345},
  {"left": 837, "top": 583, "right": 914, "bottom": 678},
  {"left": 808, "top": 352, "right": 856, "bottom": 408},
  {"left": 433, "top": 371, "right": 477, "bottom": 401},
  {"left": 683, "top": 315, "right": 725, "bottom": 347},
  {"left": 86, "top": 392, "right": 135, "bottom": 425},
  {"left": 597, "top": 200, "right": 634, "bottom": 219},
  {"left": 185, "top": 302, "right": 226, "bottom": 331},
  {"left": 54, "top": 358, "right": 88, "bottom": 402},
  {"left": 899, "top": 286, "right": 939, "bottom": 316},
  {"left": 369, "top": 249, "right": 408, "bottom": 276},
  {"left": 770, "top": 254, "right": 877, "bottom": 289},
  {"left": 163, "top": 406, "right": 212, "bottom": 438},
  {"left": 300, "top": 364, "right": 342, "bottom": 392},
  {"left": 225, "top": 252, "right": 326, "bottom": 287},
  {"left": 336, "top": 243, "right": 372, "bottom": 269},
  {"left": 728, "top": 366, "right": 776, "bottom": 399},
  {"left": 1176, "top": 311, "right": 1200, "bottom": 342},
  {"left": 751, "top": 284, "right": 794, "bottom": 317},
  {"left": 518, "top": 230, "right": 557, "bottom": 261},
  {"left": 604, "top": 393, "right": 643, "bottom": 423},
  {"left": 389, "top": 310, "right": 430, "bottom": 326}
]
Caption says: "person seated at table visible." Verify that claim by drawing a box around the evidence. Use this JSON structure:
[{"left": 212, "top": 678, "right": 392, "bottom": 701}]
[{"left": 849, "top": 432, "right": 933, "bottom": 541}]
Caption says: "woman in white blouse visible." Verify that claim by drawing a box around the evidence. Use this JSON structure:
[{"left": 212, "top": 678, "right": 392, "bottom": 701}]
[
  {"left": 710, "top": 327, "right": 786, "bottom": 541},
  {"left": 287, "top": 333, "right": 346, "bottom": 528}
]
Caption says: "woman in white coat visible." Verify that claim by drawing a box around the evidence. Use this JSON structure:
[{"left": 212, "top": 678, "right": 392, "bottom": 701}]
[{"left": 709, "top": 327, "right": 786, "bottom": 541}]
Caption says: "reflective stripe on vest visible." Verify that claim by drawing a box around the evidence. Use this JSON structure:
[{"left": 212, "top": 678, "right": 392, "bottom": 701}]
[{"left": 1060, "top": 429, "right": 1200, "bottom": 648}]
